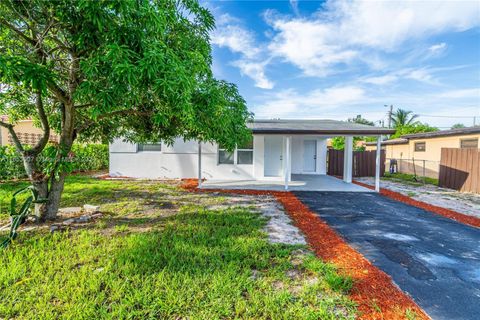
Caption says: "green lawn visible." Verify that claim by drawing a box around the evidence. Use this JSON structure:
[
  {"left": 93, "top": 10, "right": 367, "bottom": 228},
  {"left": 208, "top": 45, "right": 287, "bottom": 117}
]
[{"left": 0, "top": 176, "right": 356, "bottom": 319}]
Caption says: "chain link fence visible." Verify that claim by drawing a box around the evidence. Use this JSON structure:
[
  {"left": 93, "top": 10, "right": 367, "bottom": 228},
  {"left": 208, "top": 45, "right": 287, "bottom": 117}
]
[{"left": 385, "top": 157, "right": 440, "bottom": 182}]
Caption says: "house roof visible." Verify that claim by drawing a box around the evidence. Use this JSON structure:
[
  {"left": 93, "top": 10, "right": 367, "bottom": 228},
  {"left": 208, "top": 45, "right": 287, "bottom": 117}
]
[
  {"left": 401, "top": 127, "right": 480, "bottom": 139},
  {"left": 249, "top": 119, "right": 395, "bottom": 135},
  {"left": 365, "top": 126, "right": 480, "bottom": 146},
  {"left": 365, "top": 138, "right": 409, "bottom": 146}
]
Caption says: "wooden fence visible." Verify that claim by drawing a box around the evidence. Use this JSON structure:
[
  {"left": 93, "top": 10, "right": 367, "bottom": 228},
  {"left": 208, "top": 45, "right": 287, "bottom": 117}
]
[
  {"left": 327, "top": 149, "right": 386, "bottom": 177},
  {"left": 439, "top": 148, "right": 480, "bottom": 193}
]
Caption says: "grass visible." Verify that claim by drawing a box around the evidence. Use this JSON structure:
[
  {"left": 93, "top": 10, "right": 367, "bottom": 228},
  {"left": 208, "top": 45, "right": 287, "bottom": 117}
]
[
  {"left": 383, "top": 172, "right": 439, "bottom": 186},
  {"left": 0, "top": 176, "right": 356, "bottom": 319}
]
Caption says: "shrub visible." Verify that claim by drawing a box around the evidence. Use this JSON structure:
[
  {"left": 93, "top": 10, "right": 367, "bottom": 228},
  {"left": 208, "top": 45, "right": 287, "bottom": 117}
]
[
  {"left": 0, "top": 146, "right": 24, "bottom": 180},
  {"left": 0, "top": 144, "right": 109, "bottom": 181}
]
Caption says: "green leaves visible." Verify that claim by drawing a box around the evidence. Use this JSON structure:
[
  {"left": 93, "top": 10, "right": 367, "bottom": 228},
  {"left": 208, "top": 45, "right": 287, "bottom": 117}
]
[
  {"left": 390, "top": 123, "right": 438, "bottom": 139},
  {"left": 1, "top": 0, "right": 250, "bottom": 146},
  {"left": 1, "top": 185, "right": 46, "bottom": 248}
]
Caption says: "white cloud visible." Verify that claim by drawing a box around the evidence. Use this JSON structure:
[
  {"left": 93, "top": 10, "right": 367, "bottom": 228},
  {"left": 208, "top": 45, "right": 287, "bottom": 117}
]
[
  {"left": 362, "top": 75, "right": 398, "bottom": 85},
  {"left": 437, "top": 88, "right": 480, "bottom": 99},
  {"left": 232, "top": 60, "right": 274, "bottom": 89},
  {"left": 403, "top": 68, "right": 435, "bottom": 84},
  {"left": 211, "top": 23, "right": 260, "bottom": 59},
  {"left": 266, "top": 0, "right": 480, "bottom": 76},
  {"left": 252, "top": 85, "right": 480, "bottom": 128},
  {"left": 428, "top": 42, "right": 447, "bottom": 55},
  {"left": 211, "top": 13, "right": 273, "bottom": 89},
  {"left": 361, "top": 67, "right": 439, "bottom": 86},
  {"left": 254, "top": 85, "right": 366, "bottom": 117}
]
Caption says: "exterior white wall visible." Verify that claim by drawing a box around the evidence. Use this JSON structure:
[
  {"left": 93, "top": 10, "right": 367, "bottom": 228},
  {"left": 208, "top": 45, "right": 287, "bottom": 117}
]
[
  {"left": 110, "top": 138, "right": 254, "bottom": 180},
  {"left": 109, "top": 135, "right": 330, "bottom": 180},
  {"left": 253, "top": 135, "right": 265, "bottom": 179}
]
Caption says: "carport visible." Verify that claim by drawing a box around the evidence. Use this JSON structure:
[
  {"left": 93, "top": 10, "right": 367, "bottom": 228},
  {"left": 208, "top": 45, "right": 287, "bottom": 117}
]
[{"left": 197, "top": 119, "right": 395, "bottom": 192}]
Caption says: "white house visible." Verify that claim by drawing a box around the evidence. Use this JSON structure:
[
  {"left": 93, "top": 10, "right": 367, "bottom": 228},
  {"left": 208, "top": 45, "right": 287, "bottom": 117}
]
[{"left": 109, "top": 119, "right": 394, "bottom": 192}]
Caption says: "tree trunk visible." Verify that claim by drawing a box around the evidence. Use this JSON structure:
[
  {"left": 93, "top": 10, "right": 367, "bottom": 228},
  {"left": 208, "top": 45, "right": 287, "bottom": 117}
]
[
  {"left": 45, "top": 173, "right": 67, "bottom": 221},
  {"left": 33, "top": 180, "right": 49, "bottom": 220},
  {"left": 32, "top": 174, "right": 67, "bottom": 221}
]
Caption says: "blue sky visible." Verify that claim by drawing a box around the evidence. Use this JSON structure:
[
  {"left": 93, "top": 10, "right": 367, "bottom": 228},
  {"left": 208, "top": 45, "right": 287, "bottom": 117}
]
[{"left": 205, "top": 0, "right": 480, "bottom": 129}]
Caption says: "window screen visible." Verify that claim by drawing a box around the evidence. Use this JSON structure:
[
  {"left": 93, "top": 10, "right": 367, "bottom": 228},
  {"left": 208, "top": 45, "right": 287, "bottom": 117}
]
[
  {"left": 460, "top": 138, "right": 478, "bottom": 149},
  {"left": 138, "top": 143, "right": 162, "bottom": 152},
  {"left": 414, "top": 142, "right": 426, "bottom": 152}
]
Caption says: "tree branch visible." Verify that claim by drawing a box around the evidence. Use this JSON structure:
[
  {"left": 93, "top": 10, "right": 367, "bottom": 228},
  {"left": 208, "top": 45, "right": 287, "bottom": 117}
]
[
  {"left": 46, "top": 82, "right": 70, "bottom": 106},
  {"left": 30, "top": 91, "right": 50, "bottom": 154},
  {"left": 76, "top": 109, "right": 153, "bottom": 133},
  {"left": 97, "top": 109, "right": 153, "bottom": 120},
  {"left": 0, "top": 120, "right": 24, "bottom": 153},
  {"left": 0, "top": 18, "right": 36, "bottom": 46}
]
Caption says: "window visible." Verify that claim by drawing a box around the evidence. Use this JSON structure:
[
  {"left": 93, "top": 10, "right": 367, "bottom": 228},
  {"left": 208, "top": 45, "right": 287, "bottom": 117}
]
[
  {"left": 237, "top": 151, "right": 253, "bottom": 164},
  {"left": 460, "top": 138, "right": 478, "bottom": 149},
  {"left": 218, "top": 149, "right": 234, "bottom": 164},
  {"left": 414, "top": 142, "right": 426, "bottom": 152},
  {"left": 138, "top": 143, "right": 162, "bottom": 152},
  {"left": 236, "top": 136, "right": 253, "bottom": 165},
  {"left": 218, "top": 136, "right": 254, "bottom": 165}
]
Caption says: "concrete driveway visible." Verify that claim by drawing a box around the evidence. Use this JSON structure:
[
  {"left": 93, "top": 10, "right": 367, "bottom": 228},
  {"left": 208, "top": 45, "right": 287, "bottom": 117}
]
[{"left": 294, "top": 191, "right": 480, "bottom": 320}]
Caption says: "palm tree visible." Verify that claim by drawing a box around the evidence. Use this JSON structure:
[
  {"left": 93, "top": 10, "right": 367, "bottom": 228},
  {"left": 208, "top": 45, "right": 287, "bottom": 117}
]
[{"left": 391, "top": 109, "right": 419, "bottom": 128}]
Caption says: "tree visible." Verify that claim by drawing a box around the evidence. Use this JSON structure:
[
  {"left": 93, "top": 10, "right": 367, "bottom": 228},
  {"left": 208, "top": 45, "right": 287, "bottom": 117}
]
[
  {"left": 391, "top": 109, "right": 419, "bottom": 128},
  {"left": 0, "top": 0, "right": 251, "bottom": 221},
  {"left": 347, "top": 114, "right": 374, "bottom": 126},
  {"left": 390, "top": 123, "right": 438, "bottom": 139},
  {"left": 331, "top": 115, "right": 374, "bottom": 151},
  {"left": 451, "top": 123, "right": 466, "bottom": 129}
]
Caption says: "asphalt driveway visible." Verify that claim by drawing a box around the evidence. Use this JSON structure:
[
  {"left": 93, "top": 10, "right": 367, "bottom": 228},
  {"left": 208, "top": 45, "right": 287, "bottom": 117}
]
[{"left": 293, "top": 191, "right": 480, "bottom": 320}]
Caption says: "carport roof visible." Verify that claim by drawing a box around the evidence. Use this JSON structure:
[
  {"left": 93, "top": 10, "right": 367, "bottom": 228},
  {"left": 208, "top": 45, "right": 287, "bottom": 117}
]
[{"left": 248, "top": 119, "right": 395, "bottom": 135}]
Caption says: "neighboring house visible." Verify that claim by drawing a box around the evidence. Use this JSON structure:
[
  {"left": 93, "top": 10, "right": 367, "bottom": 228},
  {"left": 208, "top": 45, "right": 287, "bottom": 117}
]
[
  {"left": 0, "top": 116, "right": 58, "bottom": 147},
  {"left": 365, "top": 127, "right": 480, "bottom": 178},
  {"left": 110, "top": 119, "right": 393, "bottom": 191}
]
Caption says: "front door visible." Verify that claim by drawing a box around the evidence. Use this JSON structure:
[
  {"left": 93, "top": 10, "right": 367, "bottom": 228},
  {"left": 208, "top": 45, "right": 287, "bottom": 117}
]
[
  {"left": 303, "top": 140, "right": 317, "bottom": 172},
  {"left": 264, "top": 136, "right": 283, "bottom": 177}
]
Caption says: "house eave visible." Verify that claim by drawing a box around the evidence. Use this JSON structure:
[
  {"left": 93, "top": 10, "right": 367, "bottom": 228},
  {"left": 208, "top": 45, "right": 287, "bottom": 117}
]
[{"left": 252, "top": 129, "right": 396, "bottom": 136}]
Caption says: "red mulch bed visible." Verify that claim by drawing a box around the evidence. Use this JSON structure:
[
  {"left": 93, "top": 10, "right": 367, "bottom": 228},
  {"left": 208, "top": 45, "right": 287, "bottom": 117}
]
[
  {"left": 181, "top": 179, "right": 429, "bottom": 319},
  {"left": 354, "top": 181, "right": 480, "bottom": 229}
]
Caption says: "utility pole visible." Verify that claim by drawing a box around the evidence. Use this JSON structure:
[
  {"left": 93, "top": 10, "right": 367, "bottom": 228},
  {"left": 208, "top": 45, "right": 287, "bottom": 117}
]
[{"left": 385, "top": 104, "right": 393, "bottom": 128}]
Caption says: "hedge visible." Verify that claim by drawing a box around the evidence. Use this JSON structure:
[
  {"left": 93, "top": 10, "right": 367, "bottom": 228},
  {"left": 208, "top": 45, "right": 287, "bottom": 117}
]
[{"left": 0, "top": 144, "right": 109, "bottom": 181}]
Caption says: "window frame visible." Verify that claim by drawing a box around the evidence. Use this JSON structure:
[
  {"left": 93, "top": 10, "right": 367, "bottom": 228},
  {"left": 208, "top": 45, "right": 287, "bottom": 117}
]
[
  {"left": 460, "top": 138, "right": 478, "bottom": 149},
  {"left": 236, "top": 148, "right": 254, "bottom": 165},
  {"left": 217, "top": 141, "right": 254, "bottom": 165},
  {"left": 414, "top": 141, "right": 426, "bottom": 152}
]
